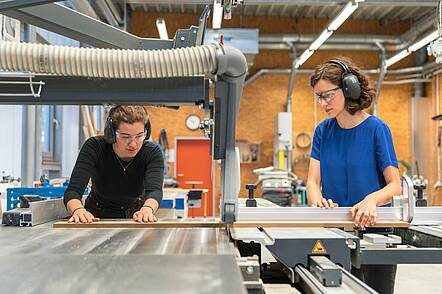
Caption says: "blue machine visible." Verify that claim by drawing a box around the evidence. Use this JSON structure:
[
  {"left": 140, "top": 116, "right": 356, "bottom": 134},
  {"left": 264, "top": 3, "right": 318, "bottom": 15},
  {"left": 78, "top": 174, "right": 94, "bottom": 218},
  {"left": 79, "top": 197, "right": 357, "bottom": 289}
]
[
  {"left": 6, "top": 186, "right": 89, "bottom": 210},
  {"left": 8, "top": 186, "right": 185, "bottom": 213}
]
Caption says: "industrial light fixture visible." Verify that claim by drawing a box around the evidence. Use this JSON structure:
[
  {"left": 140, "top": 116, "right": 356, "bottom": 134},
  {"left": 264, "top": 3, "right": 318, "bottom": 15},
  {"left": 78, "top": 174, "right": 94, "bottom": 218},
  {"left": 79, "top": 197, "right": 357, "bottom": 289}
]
[
  {"left": 409, "top": 30, "right": 439, "bottom": 52},
  {"left": 156, "top": 17, "right": 169, "bottom": 40},
  {"left": 428, "top": 0, "right": 442, "bottom": 63},
  {"left": 327, "top": 1, "right": 360, "bottom": 31},
  {"left": 386, "top": 30, "right": 439, "bottom": 68},
  {"left": 309, "top": 30, "right": 333, "bottom": 50},
  {"left": 385, "top": 49, "right": 410, "bottom": 68},
  {"left": 295, "top": 0, "right": 362, "bottom": 68},
  {"left": 212, "top": 0, "right": 223, "bottom": 29},
  {"left": 296, "top": 50, "right": 315, "bottom": 68}
]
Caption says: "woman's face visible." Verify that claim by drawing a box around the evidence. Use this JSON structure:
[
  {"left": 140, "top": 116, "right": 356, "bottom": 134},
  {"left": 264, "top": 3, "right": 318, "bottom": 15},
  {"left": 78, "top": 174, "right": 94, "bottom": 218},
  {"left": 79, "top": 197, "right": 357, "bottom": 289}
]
[
  {"left": 313, "top": 79, "right": 345, "bottom": 118},
  {"left": 113, "top": 121, "right": 146, "bottom": 159}
]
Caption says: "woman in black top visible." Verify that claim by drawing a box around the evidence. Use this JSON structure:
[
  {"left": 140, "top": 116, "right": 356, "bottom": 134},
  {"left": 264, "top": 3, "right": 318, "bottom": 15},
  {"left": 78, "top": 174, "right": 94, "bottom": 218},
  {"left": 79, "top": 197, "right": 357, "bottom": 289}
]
[{"left": 64, "top": 105, "right": 164, "bottom": 223}]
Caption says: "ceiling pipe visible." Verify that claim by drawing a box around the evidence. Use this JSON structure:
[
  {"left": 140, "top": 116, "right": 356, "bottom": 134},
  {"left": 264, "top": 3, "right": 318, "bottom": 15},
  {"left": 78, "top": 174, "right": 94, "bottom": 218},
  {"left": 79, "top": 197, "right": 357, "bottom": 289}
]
[
  {"left": 260, "top": 34, "right": 401, "bottom": 45},
  {"left": 286, "top": 45, "right": 297, "bottom": 112},
  {"left": 258, "top": 15, "right": 435, "bottom": 52},
  {"left": 244, "top": 65, "right": 435, "bottom": 86},
  {"left": 373, "top": 42, "right": 387, "bottom": 116},
  {"left": 260, "top": 43, "right": 379, "bottom": 51},
  {"left": 381, "top": 79, "right": 431, "bottom": 85}
]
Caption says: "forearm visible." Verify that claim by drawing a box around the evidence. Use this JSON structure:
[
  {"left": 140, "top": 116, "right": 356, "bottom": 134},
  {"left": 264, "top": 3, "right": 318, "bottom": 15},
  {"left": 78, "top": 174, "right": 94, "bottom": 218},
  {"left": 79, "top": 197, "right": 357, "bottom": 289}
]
[
  {"left": 66, "top": 199, "right": 84, "bottom": 215},
  {"left": 306, "top": 181, "right": 324, "bottom": 205},
  {"left": 365, "top": 182, "right": 402, "bottom": 206}
]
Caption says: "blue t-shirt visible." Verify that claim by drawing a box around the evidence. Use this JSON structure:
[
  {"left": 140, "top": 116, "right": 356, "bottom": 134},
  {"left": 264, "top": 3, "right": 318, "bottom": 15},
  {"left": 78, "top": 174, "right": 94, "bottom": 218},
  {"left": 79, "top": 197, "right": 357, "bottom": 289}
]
[{"left": 310, "top": 116, "right": 398, "bottom": 207}]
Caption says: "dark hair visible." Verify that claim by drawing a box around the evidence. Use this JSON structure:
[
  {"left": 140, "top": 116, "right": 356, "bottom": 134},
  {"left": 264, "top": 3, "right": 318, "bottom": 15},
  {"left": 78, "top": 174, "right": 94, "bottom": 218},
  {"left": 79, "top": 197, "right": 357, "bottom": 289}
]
[
  {"left": 310, "top": 57, "right": 375, "bottom": 115},
  {"left": 110, "top": 105, "right": 149, "bottom": 129}
]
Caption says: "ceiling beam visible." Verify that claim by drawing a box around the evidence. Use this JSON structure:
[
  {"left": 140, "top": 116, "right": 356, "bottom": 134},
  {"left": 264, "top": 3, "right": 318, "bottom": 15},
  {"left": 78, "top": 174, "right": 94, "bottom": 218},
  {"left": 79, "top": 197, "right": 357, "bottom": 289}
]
[
  {"left": 125, "top": 0, "right": 438, "bottom": 7},
  {"left": 0, "top": 0, "right": 61, "bottom": 11},
  {"left": 3, "top": 2, "right": 172, "bottom": 49}
]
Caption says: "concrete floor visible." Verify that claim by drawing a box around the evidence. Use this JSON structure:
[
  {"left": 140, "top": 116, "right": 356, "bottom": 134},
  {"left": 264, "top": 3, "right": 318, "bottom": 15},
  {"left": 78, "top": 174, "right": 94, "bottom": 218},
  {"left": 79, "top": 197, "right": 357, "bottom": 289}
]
[{"left": 395, "top": 264, "right": 442, "bottom": 293}]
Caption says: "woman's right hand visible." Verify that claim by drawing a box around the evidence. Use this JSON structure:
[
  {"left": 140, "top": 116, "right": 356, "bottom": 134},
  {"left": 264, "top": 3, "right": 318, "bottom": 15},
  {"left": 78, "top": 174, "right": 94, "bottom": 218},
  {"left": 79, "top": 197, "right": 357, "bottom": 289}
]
[
  {"left": 68, "top": 207, "right": 100, "bottom": 223},
  {"left": 311, "top": 198, "right": 339, "bottom": 208}
]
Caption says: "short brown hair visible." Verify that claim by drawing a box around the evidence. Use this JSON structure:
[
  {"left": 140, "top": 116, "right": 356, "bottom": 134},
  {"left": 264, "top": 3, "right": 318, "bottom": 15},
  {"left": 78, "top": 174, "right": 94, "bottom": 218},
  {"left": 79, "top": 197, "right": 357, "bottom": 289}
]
[
  {"left": 310, "top": 57, "right": 375, "bottom": 115},
  {"left": 110, "top": 105, "right": 149, "bottom": 129}
]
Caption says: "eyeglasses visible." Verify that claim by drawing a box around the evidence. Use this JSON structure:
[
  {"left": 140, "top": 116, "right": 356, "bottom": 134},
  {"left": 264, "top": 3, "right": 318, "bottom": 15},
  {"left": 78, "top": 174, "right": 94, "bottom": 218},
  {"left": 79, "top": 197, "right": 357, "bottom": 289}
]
[
  {"left": 115, "top": 131, "right": 146, "bottom": 144},
  {"left": 314, "top": 87, "right": 341, "bottom": 104}
]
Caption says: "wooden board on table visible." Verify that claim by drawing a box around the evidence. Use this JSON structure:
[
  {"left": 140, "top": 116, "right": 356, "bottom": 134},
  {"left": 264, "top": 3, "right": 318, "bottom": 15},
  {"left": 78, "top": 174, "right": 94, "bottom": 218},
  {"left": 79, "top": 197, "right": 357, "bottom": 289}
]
[
  {"left": 53, "top": 219, "right": 224, "bottom": 228},
  {"left": 53, "top": 219, "right": 410, "bottom": 229}
]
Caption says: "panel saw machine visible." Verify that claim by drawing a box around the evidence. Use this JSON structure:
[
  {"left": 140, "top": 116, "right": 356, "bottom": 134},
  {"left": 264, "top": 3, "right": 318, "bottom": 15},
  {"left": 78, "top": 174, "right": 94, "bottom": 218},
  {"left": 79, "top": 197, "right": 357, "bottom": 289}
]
[
  {"left": 0, "top": 3, "right": 442, "bottom": 293},
  {"left": 229, "top": 175, "right": 442, "bottom": 292}
]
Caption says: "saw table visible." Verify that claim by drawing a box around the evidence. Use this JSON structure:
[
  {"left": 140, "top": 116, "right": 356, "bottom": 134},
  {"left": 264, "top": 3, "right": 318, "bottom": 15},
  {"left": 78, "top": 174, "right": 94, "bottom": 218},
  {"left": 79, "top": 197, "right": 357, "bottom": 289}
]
[{"left": 0, "top": 222, "right": 247, "bottom": 294}]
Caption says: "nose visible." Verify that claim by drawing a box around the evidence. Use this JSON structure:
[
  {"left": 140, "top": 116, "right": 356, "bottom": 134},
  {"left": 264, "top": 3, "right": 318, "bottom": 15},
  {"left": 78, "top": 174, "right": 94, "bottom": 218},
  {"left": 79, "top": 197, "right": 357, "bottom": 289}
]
[
  {"left": 128, "top": 140, "right": 138, "bottom": 148},
  {"left": 318, "top": 98, "right": 328, "bottom": 106}
]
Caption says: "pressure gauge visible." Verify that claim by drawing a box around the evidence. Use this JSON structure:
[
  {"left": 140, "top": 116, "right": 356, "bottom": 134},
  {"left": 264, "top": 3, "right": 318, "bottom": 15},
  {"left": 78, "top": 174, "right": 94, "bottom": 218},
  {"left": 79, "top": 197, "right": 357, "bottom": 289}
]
[{"left": 185, "top": 114, "right": 201, "bottom": 131}]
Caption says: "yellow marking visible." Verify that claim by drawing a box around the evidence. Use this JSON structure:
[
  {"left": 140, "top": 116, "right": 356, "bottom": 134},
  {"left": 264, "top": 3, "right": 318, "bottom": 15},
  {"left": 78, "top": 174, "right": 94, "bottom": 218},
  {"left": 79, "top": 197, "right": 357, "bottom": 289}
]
[{"left": 312, "top": 240, "right": 326, "bottom": 254}]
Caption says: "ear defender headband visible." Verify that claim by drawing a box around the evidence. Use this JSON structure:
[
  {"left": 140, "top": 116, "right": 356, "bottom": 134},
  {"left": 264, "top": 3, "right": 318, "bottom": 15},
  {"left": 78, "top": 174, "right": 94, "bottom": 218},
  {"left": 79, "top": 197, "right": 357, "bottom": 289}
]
[
  {"left": 103, "top": 106, "right": 152, "bottom": 144},
  {"left": 328, "top": 59, "right": 361, "bottom": 101}
]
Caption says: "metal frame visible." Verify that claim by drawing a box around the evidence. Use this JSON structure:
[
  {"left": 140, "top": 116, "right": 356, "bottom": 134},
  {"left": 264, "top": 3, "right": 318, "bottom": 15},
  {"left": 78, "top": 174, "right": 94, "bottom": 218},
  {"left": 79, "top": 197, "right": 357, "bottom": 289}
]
[
  {"left": 125, "top": 0, "right": 437, "bottom": 6},
  {"left": 0, "top": 3, "right": 247, "bottom": 223},
  {"left": 0, "top": 0, "right": 61, "bottom": 11},
  {"left": 412, "top": 207, "right": 442, "bottom": 225},
  {"left": 237, "top": 206, "right": 404, "bottom": 222},
  {"left": 2, "top": 2, "right": 211, "bottom": 50},
  {"left": 215, "top": 78, "right": 244, "bottom": 223},
  {"left": 3, "top": 3, "right": 173, "bottom": 49},
  {"left": 0, "top": 76, "right": 208, "bottom": 105},
  {"left": 358, "top": 247, "right": 442, "bottom": 265}
]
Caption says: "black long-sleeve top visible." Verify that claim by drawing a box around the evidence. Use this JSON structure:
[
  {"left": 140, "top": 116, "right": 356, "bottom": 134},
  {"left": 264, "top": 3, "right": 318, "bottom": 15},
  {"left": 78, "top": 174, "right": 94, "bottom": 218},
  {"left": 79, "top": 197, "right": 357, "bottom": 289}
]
[{"left": 64, "top": 136, "right": 164, "bottom": 209}]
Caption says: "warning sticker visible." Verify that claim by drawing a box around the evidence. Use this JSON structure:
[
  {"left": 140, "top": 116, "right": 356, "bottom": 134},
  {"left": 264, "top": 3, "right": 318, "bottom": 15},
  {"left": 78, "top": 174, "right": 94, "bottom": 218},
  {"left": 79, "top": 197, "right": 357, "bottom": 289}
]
[{"left": 311, "top": 240, "right": 327, "bottom": 254}]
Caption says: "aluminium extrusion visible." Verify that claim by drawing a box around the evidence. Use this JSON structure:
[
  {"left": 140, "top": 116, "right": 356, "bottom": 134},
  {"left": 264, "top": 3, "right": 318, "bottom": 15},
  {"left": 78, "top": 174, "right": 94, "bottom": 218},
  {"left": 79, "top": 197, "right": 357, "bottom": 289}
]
[
  {"left": 237, "top": 207, "right": 403, "bottom": 222},
  {"left": 359, "top": 247, "right": 442, "bottom": 265},
  {"left": 412, "top": 207, "right": 442, "bottom": 225},
  {"left": 296, "top": 264, "right": 376, "bottom": 294}
]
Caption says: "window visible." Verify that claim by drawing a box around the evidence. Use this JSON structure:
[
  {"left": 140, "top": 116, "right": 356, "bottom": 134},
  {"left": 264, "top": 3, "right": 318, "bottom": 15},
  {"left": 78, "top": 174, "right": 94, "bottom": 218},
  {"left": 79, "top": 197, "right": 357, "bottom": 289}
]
[
  {"left": 41, "top": 105, "right": 53, "bottom": 154},
  {"left": 41, "top": 105, "right": 61, "bottom": 176}
]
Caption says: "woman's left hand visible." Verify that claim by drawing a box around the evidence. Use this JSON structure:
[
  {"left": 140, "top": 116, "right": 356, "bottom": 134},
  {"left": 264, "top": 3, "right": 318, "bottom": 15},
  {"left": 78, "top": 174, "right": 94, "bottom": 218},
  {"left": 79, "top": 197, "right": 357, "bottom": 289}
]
[
  {"left": 349, "top": 196, "right": 378, "bottom": 228},
  {"left": 133, "top": 206, "right": 158, "bottom": 223}
]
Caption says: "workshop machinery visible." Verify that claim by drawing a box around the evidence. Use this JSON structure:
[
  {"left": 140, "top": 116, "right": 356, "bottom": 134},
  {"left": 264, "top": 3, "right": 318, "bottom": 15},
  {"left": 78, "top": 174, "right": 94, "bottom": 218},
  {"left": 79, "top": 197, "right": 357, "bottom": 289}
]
[
  {"left": 0, "top": 2, "right": 442, "bottom": 294},
  {"left": 2, "top": 175, "right": 442, "bottom": 293},
  {"left": 254, "top": 167, "right": 297, "bottom": 207}
]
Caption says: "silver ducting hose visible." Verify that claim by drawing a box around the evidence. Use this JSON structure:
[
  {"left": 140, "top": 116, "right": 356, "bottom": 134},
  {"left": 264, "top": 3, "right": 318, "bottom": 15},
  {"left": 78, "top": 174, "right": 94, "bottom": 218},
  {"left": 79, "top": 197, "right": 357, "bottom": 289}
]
[{"left": 0, "top": 41, "right": 218, "bottom": 78}]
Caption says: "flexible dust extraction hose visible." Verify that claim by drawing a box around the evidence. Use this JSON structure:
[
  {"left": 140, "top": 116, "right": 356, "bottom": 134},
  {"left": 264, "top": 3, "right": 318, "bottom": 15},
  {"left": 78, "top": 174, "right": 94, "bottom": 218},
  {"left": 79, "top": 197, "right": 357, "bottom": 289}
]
[{"left": 0, "top": 41, "right": 218, "bottom": 78}]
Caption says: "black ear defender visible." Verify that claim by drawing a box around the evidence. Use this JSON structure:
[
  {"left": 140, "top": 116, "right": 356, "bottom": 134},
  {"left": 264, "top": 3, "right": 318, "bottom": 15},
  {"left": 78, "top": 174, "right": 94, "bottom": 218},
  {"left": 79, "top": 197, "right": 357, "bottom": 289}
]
[
  {"left": 103, "top": 106, "right": 152, "bottom": 144},
  {"left": 103, "top": 106, "right": 118, "bottom": 144},
  {"left": 328, "top": 59, "right": 361, "bottom": 101},
  {"left": 144, "top": 120, "right": 152, "bottom": 141}
]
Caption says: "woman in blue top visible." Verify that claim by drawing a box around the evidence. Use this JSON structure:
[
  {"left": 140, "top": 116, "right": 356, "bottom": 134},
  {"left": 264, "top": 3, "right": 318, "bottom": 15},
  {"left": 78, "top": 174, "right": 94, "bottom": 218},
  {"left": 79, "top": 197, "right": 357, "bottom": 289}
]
[{"left": 306, "top": 58, "right": 402, "bottom": 294}]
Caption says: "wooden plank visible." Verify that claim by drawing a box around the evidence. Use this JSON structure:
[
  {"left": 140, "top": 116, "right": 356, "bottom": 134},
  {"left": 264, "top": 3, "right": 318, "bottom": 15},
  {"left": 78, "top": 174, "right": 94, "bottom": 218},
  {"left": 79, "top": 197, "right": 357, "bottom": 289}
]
[
  {"left": 53, "top": 219, "right": 225, "bottom": 228},
  {"left": 53, "top": 219, "right": 410, "bottom": 229}
]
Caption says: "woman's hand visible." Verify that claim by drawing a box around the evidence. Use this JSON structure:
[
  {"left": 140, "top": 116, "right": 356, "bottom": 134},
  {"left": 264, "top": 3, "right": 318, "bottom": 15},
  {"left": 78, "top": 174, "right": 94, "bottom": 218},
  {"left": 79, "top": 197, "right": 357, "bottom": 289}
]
[
  {"left": 133, "top": 206, "right": 157, "bottom": 223},
  {"left": 68, "top": 207, "right": 100, "bottom": 223},
  {"left": 349, "top": 196, "right": 378, "bottom": 228},
  {"left": 311, "top": 198, "right": 339, "bottom": 208}
]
